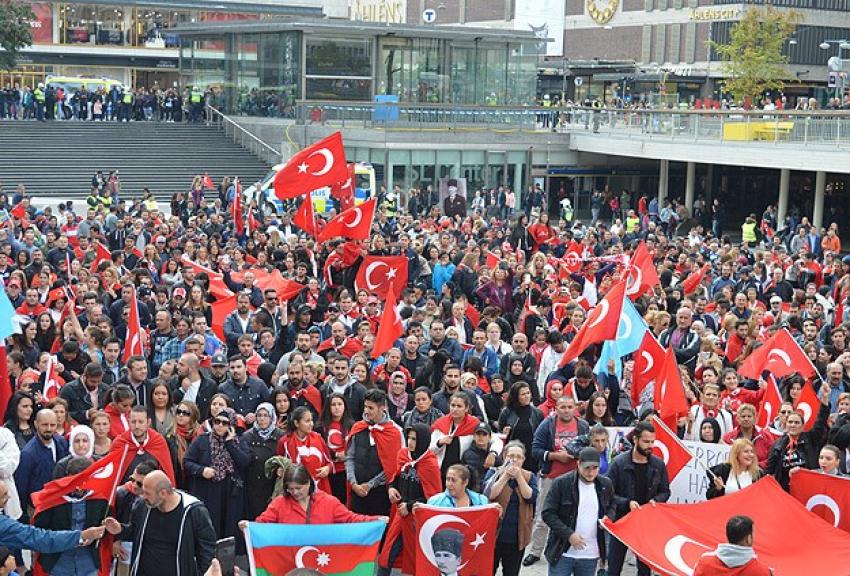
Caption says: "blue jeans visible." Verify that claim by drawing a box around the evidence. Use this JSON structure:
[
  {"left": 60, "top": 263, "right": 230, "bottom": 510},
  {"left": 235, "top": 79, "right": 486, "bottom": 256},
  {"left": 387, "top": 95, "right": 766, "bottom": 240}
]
[{"left": 549, "top": 556, "right": 598, "bottom": 576}]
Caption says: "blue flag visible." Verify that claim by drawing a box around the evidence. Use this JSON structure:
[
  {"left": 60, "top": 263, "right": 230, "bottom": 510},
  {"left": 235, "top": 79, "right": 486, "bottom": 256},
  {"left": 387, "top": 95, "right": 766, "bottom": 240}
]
[
  {"left": 594, "top": 340, "right": 622, "bottom": 380},
  {"left": 616, "top": 299, "right": 649, "bottom": 356},
  {"left": 0, "top": 284, "right": 16, "bottom": 341}
]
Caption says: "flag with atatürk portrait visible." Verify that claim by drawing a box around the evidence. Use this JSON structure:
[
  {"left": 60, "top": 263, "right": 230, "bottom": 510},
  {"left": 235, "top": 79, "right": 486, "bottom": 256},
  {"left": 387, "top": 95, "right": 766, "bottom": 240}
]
[{"left": 413, "top": 504, "right": 500, "bottom": 576}]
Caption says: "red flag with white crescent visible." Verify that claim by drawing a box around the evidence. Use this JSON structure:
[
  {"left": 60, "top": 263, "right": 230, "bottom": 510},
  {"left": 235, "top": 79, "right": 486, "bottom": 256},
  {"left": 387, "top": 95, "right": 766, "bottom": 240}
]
[
  {"left": 413, "top": 504, "right": 501, "bottom": 576},
  {"left": 793, "top": 381, "right": 820, "bottom": 432},
  {"left": 649, "top": 416, "right": 693, "bottom": 481},
  {"left": 273, "top": 132, "right": 349, "bottom": 200},
  {"left": 42, "top": 354, "right": 63, "bottom": 401},
  {"left": 559, "top": 280, "right": 626, "bottom": 367},
  {"left": 355, "top": 255, "right": 408, "bottom": 299},
  {"left": 653, "top": 346, "right": 690, "bottom": 429},
  {"left": 756, "top": 374, "right": 782, "bottom": 429},
  {"left": 123, "top": 286, "right": 145, "bottom": 363},
  {"left": 790, "top": 469, "right": 850, "bottom": 533},
  {"left": 292, "top": 191, "right": 321, "bottom": 238},
  {"left": 372, "top": 284, "right": 404, "bottom": 359},
  {"left": 738, "top": 328, "right": 816, "bottom": 381},
  {"left": 632, "top": 331, "right": 665, "bottom": 407},
  {"left": 626, "top": 241, "right": 659, "bottom": 300},
  {"left": 316, "top": 198, "right": 377, "bottom": 242}
]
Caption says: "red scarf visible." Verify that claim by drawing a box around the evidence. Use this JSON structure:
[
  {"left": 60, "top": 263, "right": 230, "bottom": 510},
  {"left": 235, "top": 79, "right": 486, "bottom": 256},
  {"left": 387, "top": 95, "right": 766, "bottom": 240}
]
[
  {"left": 347, "top": 420, "right": 403, "bottom": 483},
  {"left": 110, "top": 429, "right": 176, "bottom": 485},
  {"left": 431, "top": 414, "right": 480, "bottom": 437},
  {"left": 279, "top": 432, "right": 332, "bottom": 493},
  {"left": 289, "top": 384, "right": 323, "bottom": 415},
  {"left": 378, "top": 448, "right": 443, "bottom": 572}
]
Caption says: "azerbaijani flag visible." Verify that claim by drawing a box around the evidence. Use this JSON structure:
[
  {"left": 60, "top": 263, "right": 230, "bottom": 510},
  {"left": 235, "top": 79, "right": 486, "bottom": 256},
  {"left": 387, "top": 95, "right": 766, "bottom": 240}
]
[{"left": 246, "top": 519, "right": 387, "bottom": 576}]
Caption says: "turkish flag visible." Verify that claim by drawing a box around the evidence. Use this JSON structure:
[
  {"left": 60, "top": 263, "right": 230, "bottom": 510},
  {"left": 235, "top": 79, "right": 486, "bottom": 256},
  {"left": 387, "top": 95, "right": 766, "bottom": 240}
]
[
  {"left": 91, "top": 241, "right": 112, "bottom": 271},
  {"left": 32, "top": 444, "right": 131, "bottom": 512},
  {"left": 356, "top": 256, "right": 408, "bottom": 299},
  {"left": 331, "top": 163, "right": 356, "bottom": 212},
  {"left": 603, "top": 476, "right": 850, "bottom": 576},
  {"left": 465, "top": 302, "right": 481, "bottom": 328},
  {"left": 791, "top": 469, "right": 850, "bottom": 533},
  {"left": 681, "top": 263, "right": 709, "bottom": 295},
  {"left": 738, "top": 328, "right": 816, "bottom": 380},
  {"left": 292, "top": 191, "right": 321, "bottom": 238},
  {"left": 123, "top": 286, "right": 145, "bottom": 363},
  {"left": 793, "top": 381, "right": 820, "bottom": 432},
  {"left": 210, "top": 294, "right": 237, "bottom": 341},
  {"left": 202, "top": 173, "right": 215, "bottom": 189},
  {"left": 180, "top": 256, "right": 234, "bottom": 300},
  {"left": 626, "top": 241, "right": 660, "bottom": 300},
  {"left": 42, "top": 354, "right": 63, "bottom": 400},
  {"left": 559, "top": 280, "right": 627, "bottom": 367},
  {"left": 9, "top": 203, "right": 25, "bottom": 220},
  {"left": 649, "top": 416, "right": 693, "bottom": 481},
  {"left": 485, "top": 251, "right": 499, "bottom": 269},
  {"left": 232, "top": 178, "right": 244, "bottom": 236},
  {"left": 273, "top": 131, "right": 349, "bottom": 200},
  {"left": 247, "top": 210, "right": 262, "bottom": 236},
  {"left": 562, "top": 241, "right": 585, "bottom": 273},
  {"left": 632, "top": 332, "right": 665, "bottom": 407},
  {"left": 413, "top": 503, "right": 501, "bottom": 576},
  {"left": 653, "top": 346, "right": 690, "bottom": 428},
  {"left": 372, "top": 284, "right": 403, "bottom": 359},
  {"left": 756, "top": 374, "right": 782, "bottom": 429},
  {"left": 316, "top": 198, "right": 377, "bottom": 242},
  {"left": 254, "top": 269, "right": 304, "bottom": 302}
]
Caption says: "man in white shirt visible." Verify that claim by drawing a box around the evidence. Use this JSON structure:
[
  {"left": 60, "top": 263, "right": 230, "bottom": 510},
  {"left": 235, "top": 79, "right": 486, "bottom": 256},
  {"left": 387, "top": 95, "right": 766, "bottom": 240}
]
[{"left": 541, "top": 447, "right": 614, "bottom": 576}]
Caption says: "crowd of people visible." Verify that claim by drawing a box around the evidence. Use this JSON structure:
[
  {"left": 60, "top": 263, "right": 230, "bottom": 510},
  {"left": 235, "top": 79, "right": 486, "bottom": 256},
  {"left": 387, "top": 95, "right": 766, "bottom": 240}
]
[{"left": 0, "top": 168, "right": 846, "bottom": 576}]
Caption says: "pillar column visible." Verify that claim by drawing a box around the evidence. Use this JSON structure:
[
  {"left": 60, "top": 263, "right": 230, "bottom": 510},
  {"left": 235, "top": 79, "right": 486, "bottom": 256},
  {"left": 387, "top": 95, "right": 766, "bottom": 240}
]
[
  {"left": 813, "top": 171, "right": 826, "bottom": 230},
  {"left": 705, "top": 164, "right": 714, "bottom": 203},
  {"left": 631, "top": 175, "right": 641, "bottom": 196},
  {"left": 685, "top": 161, "right": 696, "bottom": 214},
  {"left": 658, "top": 159, "right": 669, "bottom": 205},
  {"left": 777, "top": 168, "right": 790, "bottom": 228}
]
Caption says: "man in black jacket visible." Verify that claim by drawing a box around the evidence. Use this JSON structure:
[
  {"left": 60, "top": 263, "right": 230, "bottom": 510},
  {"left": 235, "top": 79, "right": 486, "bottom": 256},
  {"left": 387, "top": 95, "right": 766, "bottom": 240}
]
[
  {"left": 59, "top": 362, "right": 110, "bottom": 426},
  {"left": 172, "top": 353, "right": 219, "bottom": 421},
  {"left": 104, "top": 470, "right": 216, "bottom": 576},
  {"left": 606, "top": 421, "right": 671, "bottom": 576},
  {"left": 542, "top": 448, "right": 614, "bottom": 574}
]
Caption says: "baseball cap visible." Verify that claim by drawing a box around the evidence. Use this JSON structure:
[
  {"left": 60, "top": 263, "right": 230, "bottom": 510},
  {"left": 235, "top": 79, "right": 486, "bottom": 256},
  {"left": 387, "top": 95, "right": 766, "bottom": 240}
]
[
  {"left": 474, "top": 422, "right": 491, "bottom": 435},
  {"left": 578, "top": 447, "right": 601, "bottom": 468},
  {"left": 173, "top": 287, "right": 187, "bottom": 298},
  {"left": 211, "top": 353, "right": 228, "bottom": 366}
]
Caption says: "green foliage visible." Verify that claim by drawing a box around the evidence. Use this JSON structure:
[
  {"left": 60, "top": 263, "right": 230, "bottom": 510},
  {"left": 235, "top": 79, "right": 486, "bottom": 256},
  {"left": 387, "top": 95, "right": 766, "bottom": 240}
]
[
  {"left": 710, "top": 6, "right": 802, "bottom": 103},
  {"left": 0, "top": 0, "right": 34, "bottom": 70}
]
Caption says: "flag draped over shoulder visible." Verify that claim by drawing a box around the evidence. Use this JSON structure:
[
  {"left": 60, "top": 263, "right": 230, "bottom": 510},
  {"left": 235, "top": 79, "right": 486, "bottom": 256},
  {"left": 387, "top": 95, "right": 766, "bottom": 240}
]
[
  {"left": 246, "top": 519, "right": 387, "bottom": 576},
  {"left": 602, "top": 477, "right": 850, "bottom": 576}
]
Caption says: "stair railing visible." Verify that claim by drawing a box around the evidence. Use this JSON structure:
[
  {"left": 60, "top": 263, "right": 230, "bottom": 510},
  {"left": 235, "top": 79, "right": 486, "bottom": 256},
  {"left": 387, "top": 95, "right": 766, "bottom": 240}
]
[{"left": 207, "top": 105, "right": 282, "bottom": 166}]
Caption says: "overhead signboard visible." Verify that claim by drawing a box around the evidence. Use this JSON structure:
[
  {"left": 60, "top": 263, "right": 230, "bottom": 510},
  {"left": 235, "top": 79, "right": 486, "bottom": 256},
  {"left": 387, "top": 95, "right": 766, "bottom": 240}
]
[{"left": 351, "top": 0, "right": 406, "bottom": 24}]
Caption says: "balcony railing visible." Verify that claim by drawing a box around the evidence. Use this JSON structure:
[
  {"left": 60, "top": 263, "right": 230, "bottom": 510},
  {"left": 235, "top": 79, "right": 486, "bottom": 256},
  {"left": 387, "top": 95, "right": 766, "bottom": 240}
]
[{"left": 289, "top": 100, "right": 850, "bottom": 146}]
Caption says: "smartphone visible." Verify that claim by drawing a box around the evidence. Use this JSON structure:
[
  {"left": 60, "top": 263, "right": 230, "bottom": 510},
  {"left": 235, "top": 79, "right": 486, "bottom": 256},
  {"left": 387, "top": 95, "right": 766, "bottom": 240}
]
[{"left": 215, "top": 537, "right": 236, "bottom": 576}]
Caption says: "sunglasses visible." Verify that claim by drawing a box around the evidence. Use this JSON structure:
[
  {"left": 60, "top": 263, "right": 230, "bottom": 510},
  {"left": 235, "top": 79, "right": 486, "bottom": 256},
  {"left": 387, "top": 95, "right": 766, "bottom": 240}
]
[
  {"left": 176, "top": 409, "right": 192, "bottom": 417},
  {"left": 213, "top": 419, "right": 231, "bottom": 426}
]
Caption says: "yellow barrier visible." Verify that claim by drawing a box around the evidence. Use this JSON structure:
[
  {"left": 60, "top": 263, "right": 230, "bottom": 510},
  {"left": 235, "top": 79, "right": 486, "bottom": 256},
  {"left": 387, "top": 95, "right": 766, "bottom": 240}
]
[{"left": 723, "top": 121, "right": 795, "bottom": 141}]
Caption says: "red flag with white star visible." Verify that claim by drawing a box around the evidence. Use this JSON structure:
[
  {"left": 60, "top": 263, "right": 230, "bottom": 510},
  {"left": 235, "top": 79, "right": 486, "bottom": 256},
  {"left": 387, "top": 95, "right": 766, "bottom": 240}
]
[
  {"left": 273, "top": 132, "right": 349, "bottom": 200},
  {"left": 355, "top": 255, "right": 408, "bottom": 299},
  {"left": 413, "top": 503, "right": 501, "bottom": 576},
  {"left": 372, "top": 284, "right": 403, "bottom": 359}
]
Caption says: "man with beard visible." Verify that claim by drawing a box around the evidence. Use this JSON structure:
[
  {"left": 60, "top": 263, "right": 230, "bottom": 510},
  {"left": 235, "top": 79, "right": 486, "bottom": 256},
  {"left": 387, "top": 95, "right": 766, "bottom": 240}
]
[
  {"left": 104, "top": 470, "right": 215, "bottom": 576},
  {"left": 110, "top": 406, "right": 176, "bottom": 484},
  {"left": 605, "top": 421, "right": 671, "bottom": 576},
  {"left": 283, "top": 361, "right": 322, "bottom": 420}
]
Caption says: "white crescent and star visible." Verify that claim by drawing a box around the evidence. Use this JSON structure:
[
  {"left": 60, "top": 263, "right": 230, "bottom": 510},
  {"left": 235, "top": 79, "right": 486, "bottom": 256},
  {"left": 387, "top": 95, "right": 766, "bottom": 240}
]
[
  {"left": 653, "top": 440, "right": 671, "bottom": 465},
  {"left": 617, "top": 313, "right": 633, "bottom": 340},
  {"left": 91, "top": 463, "right": 114, "bottom": 479},
  {"left": 797, "top": 401, "right": 813, "bottom": 425},
  {"left": 307, "top": 148, "right": 334, "bottom": 177},
  {"left": 587, "top": 299, "right": 610, "bottom": 330},
  {"left": 326, "top": 429, "right": 344, "bottom": 450},
  {"left": 418, "top": 514, "right": 470, "bottom": 571},
  {"left": 294, "top": 546, "right": 320, "bottom": 568},
  {"left": 626, "top": 266, "right": 643, "bottom": 296},
  {"left": 767, "top": 349, "right": 792, "bottom": 368},
  {"left": 806, "top": 494, "right": 841, "bottom": 527},
  {"left": 663, "top": 535, "right": 710, "bottom": 576}
]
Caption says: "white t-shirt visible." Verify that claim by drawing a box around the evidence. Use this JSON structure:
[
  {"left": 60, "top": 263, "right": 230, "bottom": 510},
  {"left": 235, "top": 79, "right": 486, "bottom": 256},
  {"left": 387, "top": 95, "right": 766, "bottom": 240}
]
[
  {"left": 564, "top": 479, "right": 600, "bottom": 559},
  {"left": 724, "top": 471, "right": 753, "bottom": 495}
]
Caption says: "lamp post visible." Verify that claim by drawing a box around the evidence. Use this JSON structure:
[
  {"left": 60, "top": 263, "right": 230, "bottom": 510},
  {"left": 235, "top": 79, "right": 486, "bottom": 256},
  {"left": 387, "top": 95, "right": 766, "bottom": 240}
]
[{"left": 818, "top": 40, "right": 850, "bottom": 99}]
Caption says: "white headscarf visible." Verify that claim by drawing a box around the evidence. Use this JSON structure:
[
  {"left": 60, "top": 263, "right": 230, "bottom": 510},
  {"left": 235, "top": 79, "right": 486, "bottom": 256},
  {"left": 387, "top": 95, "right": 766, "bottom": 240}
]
[{"left": 69, "top": 424, "right": 95, "bottom": 459}]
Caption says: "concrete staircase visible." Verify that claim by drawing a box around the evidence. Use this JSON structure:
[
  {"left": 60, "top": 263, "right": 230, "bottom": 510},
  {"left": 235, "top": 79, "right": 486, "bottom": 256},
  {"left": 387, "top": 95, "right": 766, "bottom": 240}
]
[{"left": 0, "top": 120, "right": 272, "bottom": 202}]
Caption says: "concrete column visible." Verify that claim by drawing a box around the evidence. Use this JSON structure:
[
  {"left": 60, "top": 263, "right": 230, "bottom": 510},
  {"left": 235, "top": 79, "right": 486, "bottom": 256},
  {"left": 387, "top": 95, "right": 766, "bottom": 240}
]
[
  {"left": 777, "top": 168, "right": 790, "bottom": 228},
  {"left": 513, "top": 163, "right": 523, "bottom": 198},
  {"left": 813, "top": 171, "right": 826, "bottom": 230},
  {"left": 631, "top": 175, "right": 641, "bottom": 196},
  {"left": 705, "top": 164, "right": 714, "bottom": 202},
  {"left": 685, "top": 161, "right": 696, "bottom": 214},
  {"left": 658, "top": 159, "right": 669, "bottom": 205}
]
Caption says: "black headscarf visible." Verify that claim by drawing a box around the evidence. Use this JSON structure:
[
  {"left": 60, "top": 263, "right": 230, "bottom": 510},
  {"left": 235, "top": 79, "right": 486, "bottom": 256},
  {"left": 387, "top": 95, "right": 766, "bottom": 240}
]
[{"left": 405, "top": 422, "right": 432, "bottom": 460}]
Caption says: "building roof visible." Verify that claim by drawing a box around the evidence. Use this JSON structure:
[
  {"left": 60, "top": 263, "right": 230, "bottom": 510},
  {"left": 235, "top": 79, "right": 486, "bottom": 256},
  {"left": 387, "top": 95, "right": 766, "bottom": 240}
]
[
  {"left": 173, "top": 17, "right": 543, "bottom": 42},
  {"left": 58, "top": 0, "right": 324, "bottom": 17}
]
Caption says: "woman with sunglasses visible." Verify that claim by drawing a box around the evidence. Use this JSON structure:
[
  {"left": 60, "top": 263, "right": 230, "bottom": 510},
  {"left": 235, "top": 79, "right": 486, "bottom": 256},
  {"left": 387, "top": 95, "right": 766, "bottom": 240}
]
[
  {"left": 184, "top": 408, "right": 251, "bottom": 542},
  {"left": 240, "top": 464, "right": 378, "bottom": 528},
  {"left": 173, "top": 401, "right": 201, "bottom": 488},
  {"left": 243, "top": 403, "right": 284, "bottom": 521}
]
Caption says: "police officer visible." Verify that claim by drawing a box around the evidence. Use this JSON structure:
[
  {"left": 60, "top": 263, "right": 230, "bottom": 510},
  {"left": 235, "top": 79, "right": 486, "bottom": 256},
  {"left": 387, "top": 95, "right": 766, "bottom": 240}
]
[
  {"left": 120, "top": 89, "right": 134, "bottom": 122},
  {"left": 33, "top": 83, "right": 45, "bottom": 122},
  {"left": 190, "top": 86, "right": 204, "bottom": 123}
]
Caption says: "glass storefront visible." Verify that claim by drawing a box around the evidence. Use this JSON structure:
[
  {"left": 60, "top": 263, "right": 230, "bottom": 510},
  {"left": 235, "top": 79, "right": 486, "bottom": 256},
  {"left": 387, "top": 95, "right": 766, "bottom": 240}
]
[{"left": 180, "top": 24, "right": 541, "bottom": 113}]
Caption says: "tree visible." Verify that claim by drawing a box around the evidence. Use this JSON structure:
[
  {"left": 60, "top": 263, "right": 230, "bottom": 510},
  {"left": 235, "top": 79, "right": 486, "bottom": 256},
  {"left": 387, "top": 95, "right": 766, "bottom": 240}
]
[
  {"left": 0, "top": 0, "right": 34, "bottom": 70},
  {"left": 711, "top": 6, "right": 802, "bottom": 104}
]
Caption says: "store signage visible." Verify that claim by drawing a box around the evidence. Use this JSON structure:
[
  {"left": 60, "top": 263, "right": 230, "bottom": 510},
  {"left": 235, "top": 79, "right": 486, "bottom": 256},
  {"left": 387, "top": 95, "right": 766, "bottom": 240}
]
[
  {"left": 688, "top": 6, "right": 741, "bottom": 21},
  {"left": 351, "top": 0, "right": 406, "bottom": 24},
  {"left": 28, "top": 3, "right": 53, "bottom": 44}
]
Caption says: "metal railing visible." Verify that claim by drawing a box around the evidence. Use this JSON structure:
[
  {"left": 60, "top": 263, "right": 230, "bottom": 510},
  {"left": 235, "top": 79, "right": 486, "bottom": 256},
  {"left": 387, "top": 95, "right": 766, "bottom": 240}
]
[
  {"left": 288, "top": 100, "right": 850, "bottom": 146},
  {"left": 208, "top": 105, "right": 282, "bottom": 165}
]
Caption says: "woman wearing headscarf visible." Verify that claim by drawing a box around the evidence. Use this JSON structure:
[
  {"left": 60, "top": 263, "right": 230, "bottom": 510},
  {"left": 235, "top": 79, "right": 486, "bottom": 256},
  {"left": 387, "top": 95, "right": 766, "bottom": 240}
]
[
  {"left": 537, "top": 380, "right": 563, "bottom": 419},
  {"left": 242, "top": 403, "right": 284, "bottom": 521},
  {"left": 699, "top": 417, "right": 723, "bottom": 444},
  {"left": 386, "top": 371, "right": 413, "bottom": 425},
  {"left": 184, "top": 407, "right": 251, "bottom": 541},
  {"left": 377, "top": 422, "right": 443, "bottom": 576},
  {"left": 53, "top": 425, "right": 94, "bottom": 478}
]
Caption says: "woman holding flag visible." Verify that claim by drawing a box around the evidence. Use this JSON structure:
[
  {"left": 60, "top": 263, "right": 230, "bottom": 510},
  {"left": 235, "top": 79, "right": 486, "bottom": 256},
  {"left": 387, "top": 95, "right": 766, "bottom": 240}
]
[
  {"left": 706, "top": 439, "right": 763, "bottom": 499},
  {"left": 431, "top": 393, "right": 501, "bottom": 480}
]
